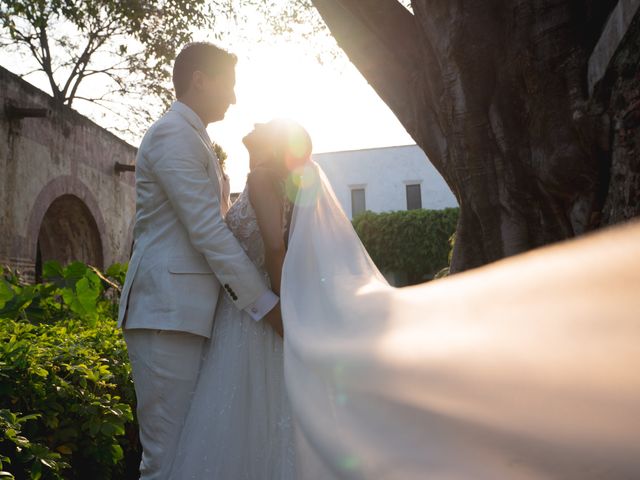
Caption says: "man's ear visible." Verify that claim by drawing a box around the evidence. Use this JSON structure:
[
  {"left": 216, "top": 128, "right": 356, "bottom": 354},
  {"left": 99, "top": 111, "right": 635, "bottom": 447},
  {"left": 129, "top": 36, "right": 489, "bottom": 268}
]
[{"left": 191, "top": 70, "right": 205, "bottom": 92}]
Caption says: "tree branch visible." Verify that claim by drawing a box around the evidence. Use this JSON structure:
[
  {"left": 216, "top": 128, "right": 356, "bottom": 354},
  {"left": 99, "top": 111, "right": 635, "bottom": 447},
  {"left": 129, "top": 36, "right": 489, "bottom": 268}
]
[
  {"left": 37, "top": 25, "right": 62, "bottom": 101},
  {"left": 60, "top": 36, "right": 96, "bottom": 100},
  {"left": 59, "top": 13, "right": 122, "bottom": 103},
  {"left": 83, "top": 66, "right": 130, "bottom": 77},
  {"left": 64, "top": 34, "right": 121, "bottom": 105},
  {"left": 10, "top": 27, "right": 45, "bottom": 66},
  {"left": 18, "top": 67, "right": 44, "bottom": 78}
]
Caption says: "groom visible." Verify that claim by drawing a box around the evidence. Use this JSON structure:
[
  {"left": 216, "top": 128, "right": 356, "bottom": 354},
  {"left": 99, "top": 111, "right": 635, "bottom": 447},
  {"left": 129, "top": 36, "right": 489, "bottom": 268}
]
[{"left": 117, "top": 42, "right": 280, "bottom": 479}]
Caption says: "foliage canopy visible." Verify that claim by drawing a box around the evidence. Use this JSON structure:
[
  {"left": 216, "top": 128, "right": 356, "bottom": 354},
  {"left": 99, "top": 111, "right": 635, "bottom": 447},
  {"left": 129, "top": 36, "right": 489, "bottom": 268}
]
[{"left": 0, "top": 0, "right": 217, "bottom": 135}]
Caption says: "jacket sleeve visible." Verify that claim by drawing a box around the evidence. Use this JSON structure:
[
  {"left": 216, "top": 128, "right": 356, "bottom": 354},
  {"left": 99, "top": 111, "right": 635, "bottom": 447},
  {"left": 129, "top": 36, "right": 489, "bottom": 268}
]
[{"left": 149, "top": 127, "right": 268, "bottom": 310}]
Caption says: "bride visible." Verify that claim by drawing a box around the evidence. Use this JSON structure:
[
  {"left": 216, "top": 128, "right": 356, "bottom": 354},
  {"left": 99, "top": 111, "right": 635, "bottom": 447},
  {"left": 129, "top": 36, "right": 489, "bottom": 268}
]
[
  {"left": 169, "top": 119, "right": 311, "bottom": 479},
  {"left": 171, "top": 118, "right": 640, "bottom": 479}
]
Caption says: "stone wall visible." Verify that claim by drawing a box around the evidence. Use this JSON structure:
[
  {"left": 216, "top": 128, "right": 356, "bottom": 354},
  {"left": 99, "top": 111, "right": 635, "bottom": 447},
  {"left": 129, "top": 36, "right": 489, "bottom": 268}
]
[{"left": 0, "top": 66, "right": 136, "bottom": 280}]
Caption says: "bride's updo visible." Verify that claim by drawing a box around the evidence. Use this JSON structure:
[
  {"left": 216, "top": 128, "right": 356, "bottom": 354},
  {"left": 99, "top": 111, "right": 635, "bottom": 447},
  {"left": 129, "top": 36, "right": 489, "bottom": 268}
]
[
  {"left": 266, "top": 119, "right": 312, "bottom": 174},
  {"left": 244, "top": 119, "right": 311, "bottom": 171}
]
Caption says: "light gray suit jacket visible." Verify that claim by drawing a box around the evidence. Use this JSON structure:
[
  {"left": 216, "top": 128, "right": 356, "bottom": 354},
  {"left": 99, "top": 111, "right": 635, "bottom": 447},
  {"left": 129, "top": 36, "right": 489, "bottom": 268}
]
[{"left": 117, "top": 101, "right": 268, "bottom": 337}]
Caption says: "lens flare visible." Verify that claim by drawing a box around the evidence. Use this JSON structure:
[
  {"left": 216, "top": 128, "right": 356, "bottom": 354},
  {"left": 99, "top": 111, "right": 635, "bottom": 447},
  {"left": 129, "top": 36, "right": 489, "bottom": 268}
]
[
  {"left": 283, "top": 128, "right": 312, "bottom": 171},
  {"left": 336, "top": 392, "right": 349, "bottom": 406},
  {"left": 338, "top": 455, "right": 360, "bottom": 470},
  {"left": 284, "top": 162, "right": 321, "bottom": 206}
]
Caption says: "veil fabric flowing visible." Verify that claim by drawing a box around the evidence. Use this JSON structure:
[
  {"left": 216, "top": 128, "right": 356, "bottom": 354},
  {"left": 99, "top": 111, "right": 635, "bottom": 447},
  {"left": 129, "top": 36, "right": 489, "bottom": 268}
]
[{"left": 281, "top": 162, "right": 640, "bottom": 480}]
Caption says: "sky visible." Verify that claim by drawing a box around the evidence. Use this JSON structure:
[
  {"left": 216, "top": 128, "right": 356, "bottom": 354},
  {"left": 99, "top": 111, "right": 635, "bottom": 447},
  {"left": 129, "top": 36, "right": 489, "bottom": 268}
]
[{"left": 0, "top": 10, "right": 415, "bottom": 192}]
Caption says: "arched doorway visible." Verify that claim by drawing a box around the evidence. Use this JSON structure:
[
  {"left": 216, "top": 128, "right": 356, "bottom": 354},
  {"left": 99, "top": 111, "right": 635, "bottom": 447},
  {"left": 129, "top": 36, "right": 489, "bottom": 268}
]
[{"left": 35, "top": 194, "right": 104, "bottom": 281}]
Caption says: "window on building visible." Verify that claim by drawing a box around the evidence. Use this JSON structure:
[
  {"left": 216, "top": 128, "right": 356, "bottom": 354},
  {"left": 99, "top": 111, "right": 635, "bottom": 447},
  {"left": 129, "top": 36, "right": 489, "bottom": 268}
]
[
  {"left": 406, "top": 184, "right": 422, "bottom": 210},
  {"left": 351, "top": 188, "right": 366, "bottom": 217}
]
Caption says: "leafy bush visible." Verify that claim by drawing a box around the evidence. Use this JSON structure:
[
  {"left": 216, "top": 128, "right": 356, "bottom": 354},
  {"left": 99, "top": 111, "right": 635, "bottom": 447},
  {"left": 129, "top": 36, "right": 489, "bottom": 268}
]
[
  {"left": 0, "top": 261, "right": 139, "bottom": 480},
  {"left": 353, "top": 208, "right": 459, "bottom": 284},
  {"left": 0, "top": 409, "right": 68, "bottom": 479}
]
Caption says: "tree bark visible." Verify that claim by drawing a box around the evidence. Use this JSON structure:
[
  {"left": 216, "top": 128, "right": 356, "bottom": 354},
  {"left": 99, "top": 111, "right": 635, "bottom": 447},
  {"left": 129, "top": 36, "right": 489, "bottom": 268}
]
[
  {"left": 598, "top": 11, "right": 640, "bottom": 225},
  {"left": 312, "top": 0, "right": 638, "bottom": 272}
]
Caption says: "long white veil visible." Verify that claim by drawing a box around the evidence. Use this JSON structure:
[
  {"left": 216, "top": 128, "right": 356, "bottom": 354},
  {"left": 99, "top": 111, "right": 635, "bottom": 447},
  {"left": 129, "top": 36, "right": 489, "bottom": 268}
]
[{"left": 281, "top": 162, "right": 640, "bottom": 479}]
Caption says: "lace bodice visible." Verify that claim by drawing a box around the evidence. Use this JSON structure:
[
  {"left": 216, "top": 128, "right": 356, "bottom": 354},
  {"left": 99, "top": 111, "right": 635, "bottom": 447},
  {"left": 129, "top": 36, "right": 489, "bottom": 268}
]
[
  {"left": 225, "top": 181, "right": 293, "bottom": 287},
  {"left": 225, "top": 185, "right": 267, "bottom": 273}
]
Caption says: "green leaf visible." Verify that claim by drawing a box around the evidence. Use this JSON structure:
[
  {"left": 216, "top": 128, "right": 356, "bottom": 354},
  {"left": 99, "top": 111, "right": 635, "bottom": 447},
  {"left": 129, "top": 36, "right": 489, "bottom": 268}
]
[
  {"left": 0, "top": 280, "right": 13, "bottom": 310},
  {"left": 55, "top": 445, "right": 72, "bottom": 455},
  {"left": 30, "top": 461, "right": 42, "bottom": 480},
  {"left": 32, "top": 367, "right": 49, "bottom": 378},
  {"left": 105, "top": 263, "right": 128, "bottom": 287},
  {"left": 110, "top": 444, "right": 124, "bottom": 463},
  {"left": 75, "top": 277, "right": 99, "bottom": 315},
  {"left": 39, "top": 458, "right": 55, "bottom": 469},
  {"left": 100, "top": 422, "right": 116, "bottom": 436},
  {"left": 63, "top": 262, "right": 88, "bottom": 284},
  {"left": 17, "top": 413, "right": 41, "bottom": 423},
  {"left": 42, "top": 261, "right": 63, "bottom": 281}
]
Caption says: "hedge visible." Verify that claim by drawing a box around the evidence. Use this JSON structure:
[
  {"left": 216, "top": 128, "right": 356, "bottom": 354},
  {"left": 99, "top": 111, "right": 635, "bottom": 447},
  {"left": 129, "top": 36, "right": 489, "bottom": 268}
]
[
  {"left": 352, "top": 208, "right": 458, "bottom": 284},
  {"left": 0, "top": 262, "right": 139, "bottom": 480}
]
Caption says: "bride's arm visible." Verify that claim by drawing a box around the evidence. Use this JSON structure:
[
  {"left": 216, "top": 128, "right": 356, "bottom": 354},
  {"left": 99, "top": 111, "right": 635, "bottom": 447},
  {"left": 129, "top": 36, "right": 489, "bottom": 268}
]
[{"left": 248, "top": 168, "right": 285, "bottom": 335}]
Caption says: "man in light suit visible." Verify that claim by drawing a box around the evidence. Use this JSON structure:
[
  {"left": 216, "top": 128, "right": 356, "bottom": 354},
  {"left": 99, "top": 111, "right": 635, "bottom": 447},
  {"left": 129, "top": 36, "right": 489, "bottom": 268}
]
[{"left": 118, "top": 43, "right": 281, "bottom": 479}]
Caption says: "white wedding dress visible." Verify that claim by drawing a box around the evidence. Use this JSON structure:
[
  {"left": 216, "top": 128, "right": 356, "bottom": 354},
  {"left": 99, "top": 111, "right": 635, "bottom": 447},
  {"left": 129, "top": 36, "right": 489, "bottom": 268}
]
[{"left": 169, "top": 184, "right": 296, "bottom": 480}]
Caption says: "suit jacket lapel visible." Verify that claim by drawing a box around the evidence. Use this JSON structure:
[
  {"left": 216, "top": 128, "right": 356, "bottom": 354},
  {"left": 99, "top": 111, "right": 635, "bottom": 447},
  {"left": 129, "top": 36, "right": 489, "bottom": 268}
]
[
  {"left": 170, "top": 102, "right": 226, "bottom": 206},
  {"left": 201, "top": 138, "right": 231, "bottom": 215}
]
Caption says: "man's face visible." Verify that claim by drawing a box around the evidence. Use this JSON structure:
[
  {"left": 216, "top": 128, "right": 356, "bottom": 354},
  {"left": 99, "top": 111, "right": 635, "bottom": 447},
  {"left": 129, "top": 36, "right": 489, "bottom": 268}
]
[{"left": 196, "top": 67, "right": 236, "bottom": 123}]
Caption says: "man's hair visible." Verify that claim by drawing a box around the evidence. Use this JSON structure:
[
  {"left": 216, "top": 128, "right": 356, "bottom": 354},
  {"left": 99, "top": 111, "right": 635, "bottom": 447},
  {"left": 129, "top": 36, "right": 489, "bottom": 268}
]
[{"left": 172, "top": 42, "right": 237, "bottom": 98}]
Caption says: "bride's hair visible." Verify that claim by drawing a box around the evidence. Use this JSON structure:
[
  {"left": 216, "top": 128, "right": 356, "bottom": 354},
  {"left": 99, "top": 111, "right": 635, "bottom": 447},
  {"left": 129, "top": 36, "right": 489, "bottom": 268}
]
[
  {"left": 264, "top": 119, "right": 312, "bottom": 174},
  {"left": 261, "top": 119, "right": 312, "bottom": 249}
]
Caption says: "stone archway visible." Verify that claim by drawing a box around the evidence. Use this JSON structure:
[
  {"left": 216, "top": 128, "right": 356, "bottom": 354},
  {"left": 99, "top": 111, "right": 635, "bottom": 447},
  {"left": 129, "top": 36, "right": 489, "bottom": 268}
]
[
  {"left": 24, "top": 176, "right": 109, "bottom": 283},
  {"left": 35, "top": 194, "right": 104, "bottom": 280}
]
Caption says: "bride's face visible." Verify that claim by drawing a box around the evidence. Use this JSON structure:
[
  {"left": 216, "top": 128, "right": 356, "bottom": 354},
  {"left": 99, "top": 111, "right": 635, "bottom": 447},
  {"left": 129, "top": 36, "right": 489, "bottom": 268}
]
[{"left": 243, "top": 123, "right": 276, "bottom": 170}]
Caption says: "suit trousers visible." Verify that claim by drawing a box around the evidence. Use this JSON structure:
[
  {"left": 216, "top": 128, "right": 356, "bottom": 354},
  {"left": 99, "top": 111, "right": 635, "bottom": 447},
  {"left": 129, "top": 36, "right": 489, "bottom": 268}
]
[{"left": 124, "top": 328, "right": 206, "bottom": 480}]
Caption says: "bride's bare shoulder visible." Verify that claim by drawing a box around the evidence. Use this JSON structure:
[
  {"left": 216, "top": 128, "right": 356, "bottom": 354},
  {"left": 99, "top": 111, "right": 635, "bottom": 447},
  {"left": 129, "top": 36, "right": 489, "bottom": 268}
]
[{"left": 247, "top": 168, "right": 281, "bottom": 197}]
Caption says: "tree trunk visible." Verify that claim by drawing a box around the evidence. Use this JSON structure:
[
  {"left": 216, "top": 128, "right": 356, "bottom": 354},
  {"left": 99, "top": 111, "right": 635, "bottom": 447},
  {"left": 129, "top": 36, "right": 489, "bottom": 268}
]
[
  {"left": 598, "top": 10, "right": 640, "bottom": 225},
  {"left": 312, "top": 0, "right": 639, "bottom": 272}
]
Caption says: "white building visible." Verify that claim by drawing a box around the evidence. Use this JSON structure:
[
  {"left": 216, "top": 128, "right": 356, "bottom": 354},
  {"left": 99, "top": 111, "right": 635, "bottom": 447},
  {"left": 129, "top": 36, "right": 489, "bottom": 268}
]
[{"left": 313, "top": 145, "right": 458, "bottom": 219}]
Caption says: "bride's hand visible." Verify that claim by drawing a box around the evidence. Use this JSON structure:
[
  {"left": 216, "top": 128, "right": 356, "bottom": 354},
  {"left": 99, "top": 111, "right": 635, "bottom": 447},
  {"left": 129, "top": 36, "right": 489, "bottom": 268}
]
[{"left": 264, "top": 304, "right": 284, "bottom": 338}]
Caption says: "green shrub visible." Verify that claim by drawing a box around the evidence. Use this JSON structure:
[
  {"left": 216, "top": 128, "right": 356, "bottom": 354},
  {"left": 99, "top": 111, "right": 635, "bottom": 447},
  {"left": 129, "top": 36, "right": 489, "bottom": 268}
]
[
  {"left": 0, "top": 409, "right": 69, "bottom": 479},
  {"left": 353, "top": 208, "right": 459, "bottom": 284},
  {"left": 0, "top": 262, "right": 139, "bottom": 480}
]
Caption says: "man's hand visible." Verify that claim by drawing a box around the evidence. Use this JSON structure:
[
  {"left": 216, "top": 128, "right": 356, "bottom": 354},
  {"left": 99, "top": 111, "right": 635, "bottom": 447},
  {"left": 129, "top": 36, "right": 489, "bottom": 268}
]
[{"left": 264, "top": 303, "right": 284, "bottom": 338}]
